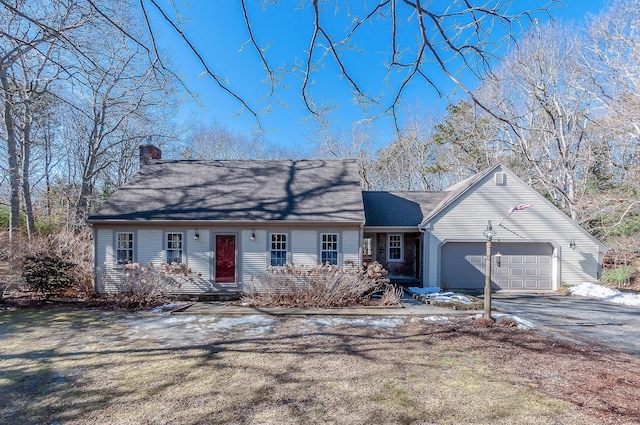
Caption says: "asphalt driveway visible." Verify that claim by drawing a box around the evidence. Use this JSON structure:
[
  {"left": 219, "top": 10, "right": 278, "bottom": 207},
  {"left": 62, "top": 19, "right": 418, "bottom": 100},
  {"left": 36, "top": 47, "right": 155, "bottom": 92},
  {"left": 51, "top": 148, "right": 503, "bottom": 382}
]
[{"left": 491, "top": 293, "right": 640, "bottom": 356}]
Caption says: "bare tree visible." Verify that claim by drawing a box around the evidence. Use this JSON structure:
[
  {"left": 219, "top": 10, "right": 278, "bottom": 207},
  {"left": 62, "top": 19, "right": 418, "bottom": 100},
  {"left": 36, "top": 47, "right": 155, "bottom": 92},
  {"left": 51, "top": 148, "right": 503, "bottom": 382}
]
[
  {"left": 62, "top": 28, "right": 176, "bottom": 221},
  {"left": 0, "top": 1, "right": 179, "bottom": 232},
  {"left": 141, "top": 0, "right": 558, "bottom": 130},
  {"left": 572, "top": 0, "right": 640, "bottom": 243},
  {"left": 374, "top": 110, "right": 452, "bottom": 191},
  {"left": 583, "top": 0, "right": 640, "bottom": 184},
  {"left": 478, "top": 22, "right": 597, "bottom": 220},
  {"left": 0, "top": 0, "right": 88, "bottom": 239},
  {"left": 309, "top": 120, "right": 377, "bottom": 189},
  {"left": 431, "top": 100, "right": 503, "bottom": 178},
  {"left": 181, "top": 122, "right": 267, "bottom": 160}
]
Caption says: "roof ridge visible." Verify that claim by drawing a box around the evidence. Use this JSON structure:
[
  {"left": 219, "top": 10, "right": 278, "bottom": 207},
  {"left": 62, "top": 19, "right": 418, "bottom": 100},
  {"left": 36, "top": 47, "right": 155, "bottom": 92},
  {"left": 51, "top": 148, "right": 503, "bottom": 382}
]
[
  {"left": 147, "top": 158, "right": 359, "bottom": 163},
  {"left": 362, "top": 190, "right": 447, "bottom": 194}
]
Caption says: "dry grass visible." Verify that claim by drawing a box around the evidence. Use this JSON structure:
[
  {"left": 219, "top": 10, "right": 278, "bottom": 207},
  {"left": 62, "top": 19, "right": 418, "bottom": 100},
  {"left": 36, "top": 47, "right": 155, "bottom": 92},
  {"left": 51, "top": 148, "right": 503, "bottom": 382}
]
[{"left": 1, "top": 309, "right": 639, "bottom": 424}]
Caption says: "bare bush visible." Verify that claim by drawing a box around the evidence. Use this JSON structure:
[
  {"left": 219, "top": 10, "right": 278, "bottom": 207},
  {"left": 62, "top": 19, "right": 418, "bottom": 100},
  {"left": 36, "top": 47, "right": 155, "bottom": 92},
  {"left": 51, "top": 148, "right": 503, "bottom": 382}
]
[
  {"left": 496, "top": 316, "right": 518, "bottom": 328},
  {"left": 243, "top": 262, "right": 401, "bottom": 308},
  {"left": 97, "top": 262, "right": 188, "bottom": 309},
  {"left": 0, "top": 229, "right": 93, "bottom": 299},
  {"left": 474, "top": 317, "right": 495, "bottom": 328}
]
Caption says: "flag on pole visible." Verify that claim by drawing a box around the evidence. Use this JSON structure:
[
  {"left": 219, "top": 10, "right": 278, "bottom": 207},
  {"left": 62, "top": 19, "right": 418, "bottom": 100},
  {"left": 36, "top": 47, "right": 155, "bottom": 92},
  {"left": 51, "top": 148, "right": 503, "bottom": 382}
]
[{"left": 507, "top": 204, "right": 531, "bottom": 216}]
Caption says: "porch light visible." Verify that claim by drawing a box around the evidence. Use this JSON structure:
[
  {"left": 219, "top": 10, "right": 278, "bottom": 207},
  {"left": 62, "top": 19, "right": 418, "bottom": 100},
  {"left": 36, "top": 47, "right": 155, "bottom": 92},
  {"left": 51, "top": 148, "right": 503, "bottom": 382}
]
[
  {"left": 495, "top": 252, "right": 502, "bottom": 268},
  {"left": 251, "top": 230, "right": 256, "bottom": 242},
  {"left": 482, "top": 220, "right": 496, "bottom": 321},
  {"left": 193, "top": 231, "right": 200, "bottom": 241},
  {"left": 569, "top": 239, "right": 576, "bottom": 249}
]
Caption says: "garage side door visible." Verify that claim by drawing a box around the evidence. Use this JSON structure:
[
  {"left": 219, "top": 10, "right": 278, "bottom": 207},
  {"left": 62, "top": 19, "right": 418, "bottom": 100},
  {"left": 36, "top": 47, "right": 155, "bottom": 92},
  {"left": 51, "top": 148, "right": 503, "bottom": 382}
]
[{"left": 441, "top": 242, "right": 553, "bottom": 290}]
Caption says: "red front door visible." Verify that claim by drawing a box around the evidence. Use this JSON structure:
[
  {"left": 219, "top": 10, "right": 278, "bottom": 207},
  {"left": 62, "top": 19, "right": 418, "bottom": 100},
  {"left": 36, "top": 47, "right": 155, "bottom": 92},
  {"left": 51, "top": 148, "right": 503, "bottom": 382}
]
[{"left": 215, "top": 235, "right": 236, "bottom": 283}]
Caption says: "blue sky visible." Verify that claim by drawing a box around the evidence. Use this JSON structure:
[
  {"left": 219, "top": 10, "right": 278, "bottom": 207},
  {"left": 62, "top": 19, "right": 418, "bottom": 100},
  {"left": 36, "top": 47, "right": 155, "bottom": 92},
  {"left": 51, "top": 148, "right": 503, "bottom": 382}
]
[{"left": 149, "top": 1, "right": 608, "bottom": 152}]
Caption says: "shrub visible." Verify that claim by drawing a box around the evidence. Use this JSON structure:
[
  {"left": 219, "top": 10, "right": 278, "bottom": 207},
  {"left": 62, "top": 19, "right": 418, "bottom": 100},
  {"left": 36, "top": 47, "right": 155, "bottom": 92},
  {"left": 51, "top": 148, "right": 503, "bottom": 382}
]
[
  {"left": 474, "top": 317, "right": 494, "bottom": 328},
  {"left": 98, "top": 262, "right": 187, "bottom": 309},
  {"left": 1, "top": 228, "right": 94, "bottom": 300},
  {"left": 22, "top": 254, "right": 76, "bottom": 298},
  {"left": 556, "top": 283, "right": 572, "bottom": 296},
  {"left": 601, "top": 266, "right": 636, "bottom": 287},
  {"left": 243, "top": 262, "right": 402, "bottom": 308},
  {"left": 496, "top": 316, "right": 518, "bottom": 328},
  {"left": 0, "top": 206, "right": 25, "bottom": 230}
]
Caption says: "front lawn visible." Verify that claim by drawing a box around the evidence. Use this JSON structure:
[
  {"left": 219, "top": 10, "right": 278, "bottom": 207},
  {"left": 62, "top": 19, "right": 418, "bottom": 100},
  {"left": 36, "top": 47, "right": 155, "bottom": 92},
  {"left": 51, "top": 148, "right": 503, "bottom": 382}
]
[{"left": 1, "top": 308, "right": 638, "bottom": 424}]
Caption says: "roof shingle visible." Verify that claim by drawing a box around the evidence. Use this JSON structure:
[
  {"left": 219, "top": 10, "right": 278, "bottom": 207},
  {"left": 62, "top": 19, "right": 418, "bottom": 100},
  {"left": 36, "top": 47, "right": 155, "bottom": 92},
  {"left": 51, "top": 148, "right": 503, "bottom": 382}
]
[
  {"left": 88, "top": 159, "right": 365, "bottom": 223},
  {"left": 362, "top": 191, "right": 449, "bottom": 227}
]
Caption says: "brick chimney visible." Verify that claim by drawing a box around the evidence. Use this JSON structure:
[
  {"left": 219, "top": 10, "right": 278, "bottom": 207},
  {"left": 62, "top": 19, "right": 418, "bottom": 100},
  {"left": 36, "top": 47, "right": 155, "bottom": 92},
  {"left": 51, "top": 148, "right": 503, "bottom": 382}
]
[{"left": 139, "top": 144, "right": 162, "bottom": 167}]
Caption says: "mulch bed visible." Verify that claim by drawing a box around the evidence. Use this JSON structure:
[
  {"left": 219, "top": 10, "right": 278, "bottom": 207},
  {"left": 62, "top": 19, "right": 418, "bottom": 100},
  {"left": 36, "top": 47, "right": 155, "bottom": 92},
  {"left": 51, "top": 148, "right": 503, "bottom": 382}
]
[
  {"left": 429, "top": 320, "right": 640, "bottom": 424},
  {"left": 0, "top": 291, "right": 191, "bottom": 311}
]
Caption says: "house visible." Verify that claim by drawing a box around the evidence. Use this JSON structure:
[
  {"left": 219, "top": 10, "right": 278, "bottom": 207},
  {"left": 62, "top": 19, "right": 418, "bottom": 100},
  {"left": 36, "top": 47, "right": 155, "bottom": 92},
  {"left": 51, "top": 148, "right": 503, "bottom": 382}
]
[{"left": 88, "top": 145, "right": 607, "bottom": 293}]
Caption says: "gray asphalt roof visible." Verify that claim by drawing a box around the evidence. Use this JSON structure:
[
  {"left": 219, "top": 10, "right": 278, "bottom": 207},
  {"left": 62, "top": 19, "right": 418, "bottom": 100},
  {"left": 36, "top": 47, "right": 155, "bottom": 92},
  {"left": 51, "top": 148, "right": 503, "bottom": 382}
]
[
  {"left": 362, "top": 191, "right": 449, "bottom": 227},
  {"left": 88, "top": 159, "right": 365, "bottom": 223}
]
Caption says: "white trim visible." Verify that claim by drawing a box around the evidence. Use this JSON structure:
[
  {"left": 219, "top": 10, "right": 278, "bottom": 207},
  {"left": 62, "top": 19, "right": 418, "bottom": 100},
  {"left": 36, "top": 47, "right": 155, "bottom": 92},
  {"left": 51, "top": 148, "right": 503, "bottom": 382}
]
[
  {"left": 320, "top": 233, "right": 340, "bottom": 265},
  {"left": 114, "top": 231, "right": 134, "bottom": 267},
  {"left": 212, "top": 232, "right": 239, "bottom": 284},
  {"left": 269, "top": 232, "right": 288, "bottom": 267},
  {"left": 387, "top": 234, "right": 403, "bottom": 262},
  {"left": 165, "top": 231, "right": 184, "bottom": 264}
]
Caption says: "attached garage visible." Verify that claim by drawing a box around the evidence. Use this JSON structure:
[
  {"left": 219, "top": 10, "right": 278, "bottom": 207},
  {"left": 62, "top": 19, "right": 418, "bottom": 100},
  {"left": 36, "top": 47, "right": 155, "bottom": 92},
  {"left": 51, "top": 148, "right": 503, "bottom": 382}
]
[
  {"left": 422, "top": 164, "right": 607, "bottom": 289},
  {"left": 441, "top": 242, "right": 554, "bottom": 291}
]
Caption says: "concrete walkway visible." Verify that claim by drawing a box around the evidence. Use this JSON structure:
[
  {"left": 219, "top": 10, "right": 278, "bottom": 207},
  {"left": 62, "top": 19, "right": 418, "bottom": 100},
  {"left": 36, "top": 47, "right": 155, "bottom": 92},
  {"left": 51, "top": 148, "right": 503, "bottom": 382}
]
[{"left": 174, "top": 295, "right": 478, "bottom": 316}]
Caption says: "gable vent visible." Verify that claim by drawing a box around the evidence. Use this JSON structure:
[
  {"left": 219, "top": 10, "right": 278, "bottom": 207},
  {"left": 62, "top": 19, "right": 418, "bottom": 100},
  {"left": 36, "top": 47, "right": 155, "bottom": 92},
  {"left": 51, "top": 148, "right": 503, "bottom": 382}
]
[{"left": 495, "top": 172, "right": 506, "bottom": 185}]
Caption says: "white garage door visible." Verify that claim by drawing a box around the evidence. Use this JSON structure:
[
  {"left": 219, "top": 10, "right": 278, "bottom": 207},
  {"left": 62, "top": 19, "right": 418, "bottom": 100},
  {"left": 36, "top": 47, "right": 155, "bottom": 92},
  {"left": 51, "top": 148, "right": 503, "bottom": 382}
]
[{"left": 441, "top": 242, "right": 553, "bottom": 290}]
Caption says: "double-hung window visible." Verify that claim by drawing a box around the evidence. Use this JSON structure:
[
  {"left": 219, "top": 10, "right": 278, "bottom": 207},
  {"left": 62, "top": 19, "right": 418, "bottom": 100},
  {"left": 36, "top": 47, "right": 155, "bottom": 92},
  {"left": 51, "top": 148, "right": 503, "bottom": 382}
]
[
  {"left": 166, "top": 232, "right": 183, "bottom": 264},
  {"left": 388, "top": 234, "right": 403, "bottom": 261},
  {"left": 270, "top": 233, "right": 287, "bottom": 267},
  {"left": 116, "top": 232, "right": 134, "bottom": 266},
  {"left": 321, "top": 233, "right": 339, "bottom": 265}
]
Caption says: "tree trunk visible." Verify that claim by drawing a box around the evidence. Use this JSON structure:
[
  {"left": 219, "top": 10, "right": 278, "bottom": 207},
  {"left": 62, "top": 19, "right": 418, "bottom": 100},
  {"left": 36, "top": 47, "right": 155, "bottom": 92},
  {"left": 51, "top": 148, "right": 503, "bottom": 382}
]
[
  {"left": 21, "top": 113, "right": 36, "bottom": 238},
  {"left": 44, "top": 124, "right": 52, "bottom": 217},
  {"left": 1, "top": 67, "right": 21, "bottom": 240}
]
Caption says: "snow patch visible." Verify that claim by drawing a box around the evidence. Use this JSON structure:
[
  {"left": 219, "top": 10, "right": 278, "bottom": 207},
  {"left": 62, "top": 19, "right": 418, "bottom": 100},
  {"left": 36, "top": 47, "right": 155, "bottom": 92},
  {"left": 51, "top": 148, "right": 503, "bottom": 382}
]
[
  {"left": 569, "top": 283, "right": 640, "bottom": 307},
  {"left": 417, "top": 291, "right": 475, "bottom": 304},
  {"left": 409, "top": 287, "right": 441, "bottom": 295},
  {"left": 305, "top": 317, "right": 405, "bottom": 330},
  {"left": 150, "top": 303, "right": 179, "bottom": 313},
  {"left": 121, "top": 315, "right": 275, "bottom": 346},
  {"left": 410, "top": 316, "right": 453, "bottom": 323}
]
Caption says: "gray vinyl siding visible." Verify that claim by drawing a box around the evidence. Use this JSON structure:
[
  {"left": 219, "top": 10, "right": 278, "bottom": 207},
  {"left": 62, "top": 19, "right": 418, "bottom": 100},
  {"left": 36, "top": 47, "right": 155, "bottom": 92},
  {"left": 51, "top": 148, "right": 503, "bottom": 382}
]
[
  {"left": 171, "top": 229, "right": 213, "bottom": 294},
  {"left": 241, "top": 229, "right": 267, "bottom": 284},
  {"left": 93, "top": 223, "right": 362, "bottom": 294},
  {"left": 342, "top": 230, "right": 360, "bottom": 268},
  {"left": 137, "top": 229, "right": 163, "bottom": 266},
  {"left": 292, "top": 230, "right": 318, "bottom": 266},
  {"left": 188, "top": 229, "right": 210, "bottom": 280},
  {"left": 425, "top": 166, "right": 603, "bottom": 288},
  {"left": 95, "top": 228, "right": 118, "bottom": 292}
]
